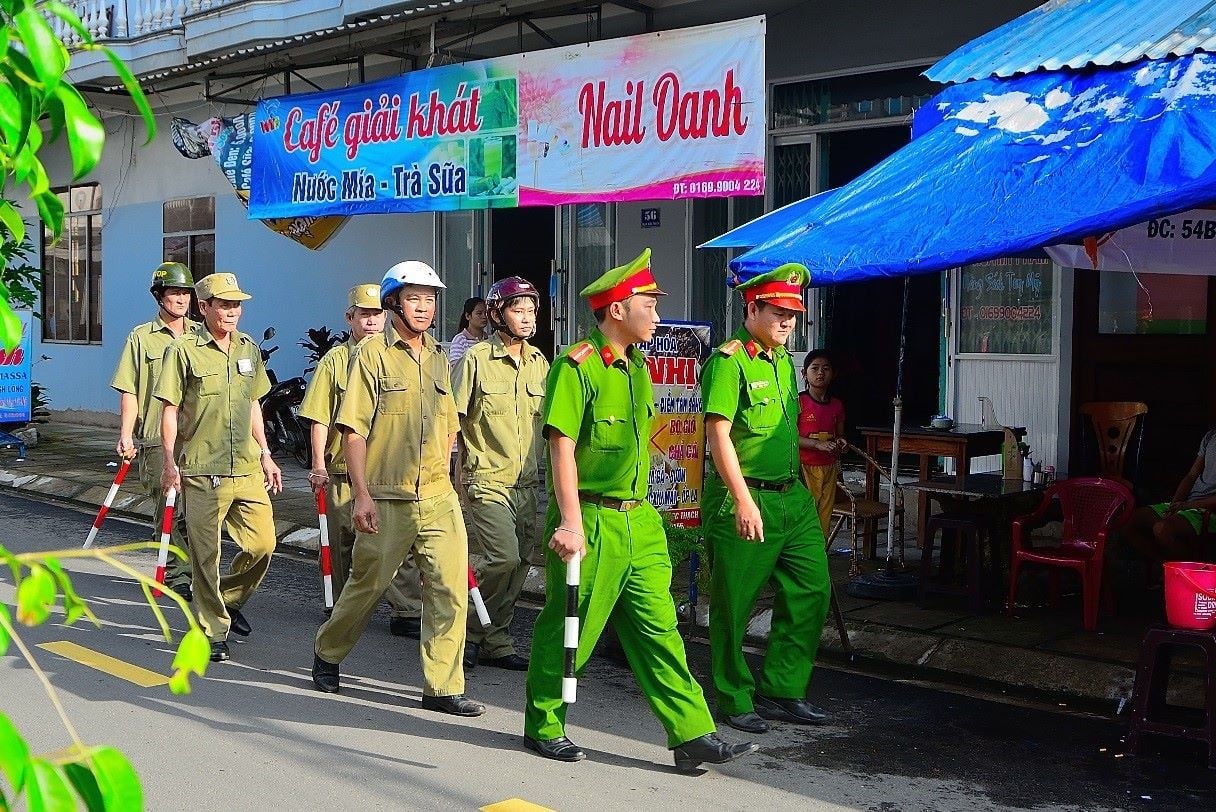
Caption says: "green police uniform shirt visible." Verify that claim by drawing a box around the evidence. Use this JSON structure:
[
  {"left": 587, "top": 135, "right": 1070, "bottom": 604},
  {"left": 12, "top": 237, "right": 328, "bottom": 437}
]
[
  {"left": 452, "top": 334, "right": 550, "bottom": 487},
  {"left": 109, "top": 317, "right": 200, "bottom": 445},
  {"left": 542, "top": 329, "right": 654, "bottom": 501},
  {"left": 335, "top": 324, "right": 458, "bottom": 501},
  {"left": 701, "top": 327, "right": 800, "bottom": 483},
  {"left": 298, "top": 339, "right": 357, "bottom": 475},
  {"left": 154, "top": 328, "right": 272, "bottom": 477}
]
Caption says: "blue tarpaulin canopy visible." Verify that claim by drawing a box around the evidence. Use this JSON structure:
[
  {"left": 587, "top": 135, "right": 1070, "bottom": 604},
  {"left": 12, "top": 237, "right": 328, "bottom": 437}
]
[{"left": 704, "top": 51, "right": 1216, "bottom": 284}]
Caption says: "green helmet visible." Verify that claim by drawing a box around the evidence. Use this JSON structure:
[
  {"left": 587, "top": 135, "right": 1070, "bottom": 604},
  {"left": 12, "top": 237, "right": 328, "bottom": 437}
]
[{"left": 150, "top": 262, "right": 194, "bottom": 294}]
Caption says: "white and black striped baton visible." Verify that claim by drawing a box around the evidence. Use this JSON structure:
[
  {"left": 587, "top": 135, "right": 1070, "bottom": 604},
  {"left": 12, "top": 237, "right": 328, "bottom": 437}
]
[{"left": 562, "top": 550, "right": 581, "bottom": 704}]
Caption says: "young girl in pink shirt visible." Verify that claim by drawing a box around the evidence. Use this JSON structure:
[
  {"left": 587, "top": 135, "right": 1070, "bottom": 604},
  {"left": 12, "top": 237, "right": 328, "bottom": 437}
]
[{"left": 798, "top": 351, "right": 847, "bottom": 534}]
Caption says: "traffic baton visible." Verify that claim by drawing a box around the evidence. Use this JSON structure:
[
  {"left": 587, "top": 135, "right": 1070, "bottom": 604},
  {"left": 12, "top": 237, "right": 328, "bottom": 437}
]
[
  {"left": 152, "top": 487, "right": 177, "bottom": 598},
  {"left": 317, "top": 488, "right": 334, "bottom": 609},
  {"left": 467, "top": 566, "right": 491, "bottom": 628},
  {"left": 562, "top": 551, "right": 581, "bottom": 704},
  {"left": 82, "top": 459, "right": 132, "bottom": 549}
]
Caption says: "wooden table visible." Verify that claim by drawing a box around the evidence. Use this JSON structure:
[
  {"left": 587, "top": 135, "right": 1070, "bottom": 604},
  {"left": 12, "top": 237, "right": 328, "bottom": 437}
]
[
  {"left": 858, "top": 423, "right": 1026, "bottom": 552},
  {"left": 902, "top": 473, "right": 1044, "bottom": 573}
]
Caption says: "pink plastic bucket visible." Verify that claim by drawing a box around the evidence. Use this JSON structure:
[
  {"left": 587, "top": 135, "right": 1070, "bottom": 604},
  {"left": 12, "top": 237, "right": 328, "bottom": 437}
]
[{"left": 1163, "top": 561, "right": 1216, "bottom": 631}]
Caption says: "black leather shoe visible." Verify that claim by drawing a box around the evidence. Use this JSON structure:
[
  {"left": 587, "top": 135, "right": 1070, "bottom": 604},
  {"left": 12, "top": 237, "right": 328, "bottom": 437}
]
[
  {"left": 672, "top": 733, "right": 758, "bottom": 772},
  {"left": 209, "top": 641, "right": 230, "bottom": 663},
  {"left": 463, "top": 643, "right": 479, "bottom": 670},
  {"left": 755, "top": 695, "right": 832, "bottom": 725},
  {"left": 312, "top": 654, "right": 340, "bottom": 693},
  {"left": 171, "top": 583, "right": 193, "bottom": 602},
  {"left": 482, "top": 653, "right": 528, "bottom": 671},
  {"left": 725, "top": 712, "right": 769, "bottom": 734},
  {"left": 421, "top": 694, "right": 485, "bottom": 717},
  {"left": 227, "top": 607, "right": 251, "bottom": 637},
  {"left": 389, "top": 616, "right": 422, "bottom": 638},
  {"left": 523, "top": 735, "right": 586, "bottom": 762}
]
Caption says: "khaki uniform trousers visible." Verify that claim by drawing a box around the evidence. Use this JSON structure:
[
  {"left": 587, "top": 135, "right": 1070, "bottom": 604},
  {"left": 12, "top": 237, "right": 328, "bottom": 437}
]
[
  {"left": 327, "top": 476, "right": 422, "bottom": 611},
  {"left": 182, "top": 473, "right": 277, "bottom": 641},
  {"left": 465, "top": 481, "right": 538, "bottom": 658},
  {"left": 315, "top": 490, "right": 468, "bottom": 697},
  {"left": 801, "top": 462, "right": 840, "bottom": 539},
  {"left": 138, "top": 444, "right": 191, "bottom": 589}
]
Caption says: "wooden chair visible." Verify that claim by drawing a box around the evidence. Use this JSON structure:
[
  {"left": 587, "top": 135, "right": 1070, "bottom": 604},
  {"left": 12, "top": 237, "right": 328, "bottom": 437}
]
[
  {"left": 1079, "top": 401, "right": 1147, "bottom": 488},
  {"left": 832, "top": 443, "right": 906, "bottom": 572}
]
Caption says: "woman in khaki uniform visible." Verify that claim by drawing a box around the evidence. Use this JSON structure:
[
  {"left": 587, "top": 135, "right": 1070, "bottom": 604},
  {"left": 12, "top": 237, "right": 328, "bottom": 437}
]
[
  {"left": 156, "top": 272, "right": 282, "bottom": 664},
  {"left": 453, "top": 276, "right": 549, "bottom": 671}
]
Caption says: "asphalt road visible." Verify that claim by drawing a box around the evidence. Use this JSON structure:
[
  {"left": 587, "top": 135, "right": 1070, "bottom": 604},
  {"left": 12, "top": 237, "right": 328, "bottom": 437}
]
[{"left": 1, "top": 492, "right": 1214, "bottom": 811}]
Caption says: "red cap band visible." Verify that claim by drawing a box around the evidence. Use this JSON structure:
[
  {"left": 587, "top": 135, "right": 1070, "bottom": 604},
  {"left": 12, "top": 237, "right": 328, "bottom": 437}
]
[{"left": 586, "top": 267, "right": 664, "bottom": 310}]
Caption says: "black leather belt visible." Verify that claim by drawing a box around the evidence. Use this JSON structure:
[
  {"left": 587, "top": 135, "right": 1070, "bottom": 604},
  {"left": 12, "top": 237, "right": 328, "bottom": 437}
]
[
  {"left": 580, "top": 491, "right": 645, "bottom": 511},
  {"left": 743, "top": 476, "right": 798, "bottom": 492}
]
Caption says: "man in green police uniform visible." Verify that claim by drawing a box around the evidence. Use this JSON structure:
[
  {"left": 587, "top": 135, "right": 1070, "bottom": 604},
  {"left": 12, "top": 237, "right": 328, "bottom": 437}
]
[
  {"left": 701, "top": 263, "right": 833, "bottom": 735},
  {"left": 156, "top": 272, "right": 282, "bottom": 664},
  {"left": 110, "top": 262, "right": 197, "bottom": 599},
  {"left": 298, "top": 283, "right": 386, "bottom": 602},
  {"left": 312, "top": 260, "right": 484, "bottom": 718},
  {"left": 453, "top": 276, "right": 549, "bottom": 671},
  {"left": 523, "top": 248, "right": 758, "bottom": 772}
]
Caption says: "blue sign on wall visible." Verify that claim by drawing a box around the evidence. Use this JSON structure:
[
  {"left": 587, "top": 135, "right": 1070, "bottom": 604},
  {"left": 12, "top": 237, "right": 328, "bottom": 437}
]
[
  {"left": 0, "top": 311, "right": 33, "bottom": 423},
  {"left": 641, "top": 208, "right": 661, "bottom": 228}
]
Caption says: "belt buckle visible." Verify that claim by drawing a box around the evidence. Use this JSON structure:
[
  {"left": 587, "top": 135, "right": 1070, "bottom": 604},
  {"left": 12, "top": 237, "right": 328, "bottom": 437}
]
[{"left": 620, "top": 499, "right": 641, "bottom": 511}]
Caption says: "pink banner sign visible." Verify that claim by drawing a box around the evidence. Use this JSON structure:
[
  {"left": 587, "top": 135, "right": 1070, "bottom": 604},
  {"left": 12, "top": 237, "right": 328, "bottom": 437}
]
[{"left": 516, "top": 17, "right": 765, "bottom": 205}]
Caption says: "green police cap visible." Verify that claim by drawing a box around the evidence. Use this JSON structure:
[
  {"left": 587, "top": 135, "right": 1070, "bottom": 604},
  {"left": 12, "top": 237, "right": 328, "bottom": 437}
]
[
  {"left": 735, "top": 263, "right": 809, "bottom": 312},
  {"left": 150, "top": 262, "right": 194, "bottom": 291},
  {"left": 579, "top": 248, "right": 667, "bottom": 310}
]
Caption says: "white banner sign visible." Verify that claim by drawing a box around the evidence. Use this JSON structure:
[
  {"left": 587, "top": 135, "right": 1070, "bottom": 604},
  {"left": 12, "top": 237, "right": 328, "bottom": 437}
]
[{"left": 1045, "top": 209, "right": 1216, "bottom": 275}]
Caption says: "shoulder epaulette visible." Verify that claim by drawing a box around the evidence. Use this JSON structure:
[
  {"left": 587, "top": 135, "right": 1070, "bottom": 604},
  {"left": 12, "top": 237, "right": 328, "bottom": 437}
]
[
  {"left": 567, "top": 342, "right": 595, "bottom": 366},
  {"left": 718, "top": 339, "right": 743, "bottom": 357}
]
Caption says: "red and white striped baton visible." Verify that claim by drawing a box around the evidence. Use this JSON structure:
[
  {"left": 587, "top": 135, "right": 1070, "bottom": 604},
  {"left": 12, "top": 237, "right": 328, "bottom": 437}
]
[
  {"left": 467, "top": 566, "right": 491, "bottom": 628},
  {"left": 152, "top": 487, "right": 177, "bottom": 598},
  {"left": 562, "top": 551, "right": 581, "bottom": 704},
  {"left": 317, "top": 489, "right": 334, "bottom": 609},
  {"left": 82, "top": 458, "right": 132, "bottom": 549}
]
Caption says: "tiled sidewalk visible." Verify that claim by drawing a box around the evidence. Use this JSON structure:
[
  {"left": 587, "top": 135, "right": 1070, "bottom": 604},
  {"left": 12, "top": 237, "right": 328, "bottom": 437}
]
[{"left": 2, "top": 419, "right": 1184, "bottom": 711}]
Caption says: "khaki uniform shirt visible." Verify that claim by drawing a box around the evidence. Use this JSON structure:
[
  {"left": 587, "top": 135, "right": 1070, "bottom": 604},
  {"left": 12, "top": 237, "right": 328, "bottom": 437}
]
[
  {"left": 542, "top": 329, "right": 653, "bottom": 501},
  {"left": 335, "top": 324, "right": 458, "bottom": 501},
  {"left": 701, "top": 327, "right": 800, "bottom": 484},
  {"left": 452, "top": 334, "right": 550, "bottom": 487},
  {"left": 109, "top": 316, "right": 200, "bottom": 445},
  {"left": 298, "top": 339, "right": 357, "bottom": 475},
  {"left": 154, "top": 328, "right": 271, "bottom": 477}
]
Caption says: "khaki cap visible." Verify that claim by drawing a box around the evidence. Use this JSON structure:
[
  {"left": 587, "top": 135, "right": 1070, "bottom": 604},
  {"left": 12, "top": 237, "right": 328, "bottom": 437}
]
[
  {"left": 347, "top": 284, "right": 382, "bottom": 310},
  {"left": 195, "top": 272, "right": 251, "bottom": 301}
]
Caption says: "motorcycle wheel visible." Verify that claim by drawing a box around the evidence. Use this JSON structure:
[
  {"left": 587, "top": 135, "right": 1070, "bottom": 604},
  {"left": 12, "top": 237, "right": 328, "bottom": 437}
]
[{"left": 284, "top": 410, "right": 311, "bottom": 468}]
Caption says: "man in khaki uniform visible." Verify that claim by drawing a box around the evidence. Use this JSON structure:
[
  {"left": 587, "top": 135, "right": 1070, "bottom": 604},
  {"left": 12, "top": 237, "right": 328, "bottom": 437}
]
[
  {"left": 156, "top": 272, "right": 282, "bottom": 663},
  {"left": 299, "top": 284, "right": 386, "bottom": 602},
  {"left": 312, "top": 260, "right": 484, "bottom": 717},
  {"left": 454, "top": 276, "right": 549, "bottom": 671},
  {"left": 110, "top": 262, "right": 197, "bottom": 599}
]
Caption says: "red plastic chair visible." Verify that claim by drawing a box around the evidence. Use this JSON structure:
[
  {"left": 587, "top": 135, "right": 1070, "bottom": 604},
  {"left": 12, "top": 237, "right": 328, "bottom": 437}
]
[{"left": 1006, "top": 477, "right": 1134, "bottom": 631}]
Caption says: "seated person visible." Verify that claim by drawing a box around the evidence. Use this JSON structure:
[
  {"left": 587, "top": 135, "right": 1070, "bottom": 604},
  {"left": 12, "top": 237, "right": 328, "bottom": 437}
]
[{"left": 1122, "top": 429, "right": 1216, "bottom": 563}]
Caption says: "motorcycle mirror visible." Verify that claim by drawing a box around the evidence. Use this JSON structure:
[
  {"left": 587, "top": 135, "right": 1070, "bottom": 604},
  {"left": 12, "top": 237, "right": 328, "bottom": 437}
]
[{"left": 263, "top": 327, "right": 276, "bottom": 341}]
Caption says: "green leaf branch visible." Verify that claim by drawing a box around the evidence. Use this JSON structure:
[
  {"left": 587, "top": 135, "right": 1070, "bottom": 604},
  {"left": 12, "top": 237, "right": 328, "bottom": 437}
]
[
  {"left": 1, "top": 541, "right": 209, "bottom": 810},
  {"left": 0, "top": 0, "right": 156, "bottom": 350}
]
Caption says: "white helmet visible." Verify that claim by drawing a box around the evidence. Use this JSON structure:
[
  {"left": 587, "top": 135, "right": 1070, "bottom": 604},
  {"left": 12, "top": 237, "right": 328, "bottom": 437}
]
[{"left": 381, "top": 260, "right": 445, "bottom": 302}]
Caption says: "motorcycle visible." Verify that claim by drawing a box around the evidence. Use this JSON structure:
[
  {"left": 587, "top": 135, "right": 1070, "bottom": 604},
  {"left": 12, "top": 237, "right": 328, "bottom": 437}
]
[{"left": 258, "top": 327, "right": 310, "bottom": 467}]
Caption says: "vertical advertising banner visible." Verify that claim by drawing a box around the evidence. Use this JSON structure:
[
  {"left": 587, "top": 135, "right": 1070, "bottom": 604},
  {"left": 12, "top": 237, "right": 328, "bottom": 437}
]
[
  {"left": 0, "top": 311, "right": 33, "bottom": 423},
  {"left": 250, "top": 17, "right": 764, "bottom": 218},
  {"left": 640, "top": 322, "right": 712, "bottom": 527}
]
